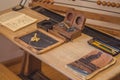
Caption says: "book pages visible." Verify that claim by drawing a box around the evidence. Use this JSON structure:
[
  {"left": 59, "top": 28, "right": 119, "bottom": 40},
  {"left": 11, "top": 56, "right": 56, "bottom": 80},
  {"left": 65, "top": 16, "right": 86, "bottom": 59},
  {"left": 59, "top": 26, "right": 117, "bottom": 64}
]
[{"left": 0, "top": 11, "right": 37, "bottom": 31}]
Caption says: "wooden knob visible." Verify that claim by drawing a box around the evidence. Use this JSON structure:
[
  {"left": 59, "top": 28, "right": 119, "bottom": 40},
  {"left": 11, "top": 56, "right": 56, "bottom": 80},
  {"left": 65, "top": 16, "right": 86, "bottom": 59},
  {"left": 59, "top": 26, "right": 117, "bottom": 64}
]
[
  {"left": 102, "top": 1, "right": 107, "bottom": 6},
  {"left": 97, "top": 0, "right": 102, "bottom": 5},
  {"left": 116, "top": 3, "right": 120, "bottom": 8},
  {"left": 97, "top": 0, "right": 120, "bottom": 8},
  {"left": 107, "top": 2, "right": 111, "bottom": 6},
  {"left": 111, "top": 2, "right": 116, "bottom": 7}
]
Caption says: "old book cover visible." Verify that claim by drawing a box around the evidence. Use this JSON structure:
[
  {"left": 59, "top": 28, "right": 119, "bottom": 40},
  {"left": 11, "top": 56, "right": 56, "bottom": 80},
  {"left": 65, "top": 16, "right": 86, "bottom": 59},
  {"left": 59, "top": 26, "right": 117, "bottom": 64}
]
[
  {"left": 67, "top": 50, "right": 116, "bottom": 79},
  {"left": 0, "top": 11, "right": 37, "bottom": 31}
]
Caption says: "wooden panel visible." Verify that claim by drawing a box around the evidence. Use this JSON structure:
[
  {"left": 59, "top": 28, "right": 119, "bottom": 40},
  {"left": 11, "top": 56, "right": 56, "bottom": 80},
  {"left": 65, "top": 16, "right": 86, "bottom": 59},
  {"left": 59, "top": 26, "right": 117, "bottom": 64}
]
[
  {"left": 27, "top": 54, "right": 41, "bottom": 75},
  {"left": 54, "top": 0, "right": 120, "bottom": 17},
  {"left": 86, "top": 23, "right": 120, "bottom": 38},
  {"left": 0, "top": 64, "right": 21, "bottom": 80}
]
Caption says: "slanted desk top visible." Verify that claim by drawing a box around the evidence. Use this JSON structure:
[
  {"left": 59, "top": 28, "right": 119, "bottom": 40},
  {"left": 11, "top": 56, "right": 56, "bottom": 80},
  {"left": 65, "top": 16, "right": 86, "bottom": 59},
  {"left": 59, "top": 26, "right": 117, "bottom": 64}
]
[{"left": 0, "top": 7, "right": 120, "bottom": 80}]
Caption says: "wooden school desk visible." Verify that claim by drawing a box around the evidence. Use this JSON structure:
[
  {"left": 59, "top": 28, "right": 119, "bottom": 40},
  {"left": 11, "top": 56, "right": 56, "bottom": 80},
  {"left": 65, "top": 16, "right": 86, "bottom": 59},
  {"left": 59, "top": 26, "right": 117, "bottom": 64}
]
[{"left": 0, "top": 7, "right": 120, "bottom": 80}]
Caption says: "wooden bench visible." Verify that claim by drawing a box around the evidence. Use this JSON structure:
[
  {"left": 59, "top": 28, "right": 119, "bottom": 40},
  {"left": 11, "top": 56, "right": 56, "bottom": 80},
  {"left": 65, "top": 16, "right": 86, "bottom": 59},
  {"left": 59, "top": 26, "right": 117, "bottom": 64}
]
[{"left": 0, "top": 63, "right": 21, "bottom": 80}]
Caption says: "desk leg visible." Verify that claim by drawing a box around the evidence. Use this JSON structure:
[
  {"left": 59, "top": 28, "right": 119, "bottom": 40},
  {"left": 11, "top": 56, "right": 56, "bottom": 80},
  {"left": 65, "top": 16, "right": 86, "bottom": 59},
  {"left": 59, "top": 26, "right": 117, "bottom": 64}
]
[
  {"left": 27, "top": 54, "right": 41, "bottom": 75},
  {"left": 19, "top": 51, "right": 28, "bottom": 75},
  {"left": 19, "top": 51, "right": 41, "bottom": 76}
]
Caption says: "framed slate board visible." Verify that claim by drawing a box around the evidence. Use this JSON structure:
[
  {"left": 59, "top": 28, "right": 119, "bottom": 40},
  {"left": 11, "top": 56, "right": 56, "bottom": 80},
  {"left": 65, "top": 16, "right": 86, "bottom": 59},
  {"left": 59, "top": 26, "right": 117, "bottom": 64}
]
[{"left": 15, "top": 29, "right": 64, "bottom": 54}]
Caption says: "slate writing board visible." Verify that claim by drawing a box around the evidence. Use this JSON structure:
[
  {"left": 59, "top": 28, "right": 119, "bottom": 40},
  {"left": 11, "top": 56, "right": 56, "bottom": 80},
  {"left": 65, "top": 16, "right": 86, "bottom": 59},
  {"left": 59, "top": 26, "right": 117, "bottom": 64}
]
[
  {"left": 20, "top": 30, "right": 58, "bottom": 50},
  {"left": 15, "top": 29, "right": 64, "bottom": 54}
]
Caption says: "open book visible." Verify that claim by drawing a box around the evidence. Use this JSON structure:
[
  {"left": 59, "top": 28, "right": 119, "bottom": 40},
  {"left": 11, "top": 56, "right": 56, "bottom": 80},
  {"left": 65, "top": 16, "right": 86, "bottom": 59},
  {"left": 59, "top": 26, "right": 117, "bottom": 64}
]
[
  {"left": 0, "top": 11, "right": 37, "bottom": 31},
  {"left": 67, "top": 50, "right": 116, "bottom": 79}
]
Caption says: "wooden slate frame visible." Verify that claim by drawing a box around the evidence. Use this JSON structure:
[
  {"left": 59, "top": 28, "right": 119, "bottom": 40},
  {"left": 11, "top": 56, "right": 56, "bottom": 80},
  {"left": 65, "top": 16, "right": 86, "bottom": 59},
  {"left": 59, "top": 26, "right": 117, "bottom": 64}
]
[{"left": 15, "top": 28, "right": 64, "bottom": 54}]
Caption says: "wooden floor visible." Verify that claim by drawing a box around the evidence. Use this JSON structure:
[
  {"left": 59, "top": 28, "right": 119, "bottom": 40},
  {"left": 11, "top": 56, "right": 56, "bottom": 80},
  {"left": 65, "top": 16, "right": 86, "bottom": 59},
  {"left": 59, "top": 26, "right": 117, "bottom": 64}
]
[{"left": 7, "top": 61, "right": 68, "bottom": 80}]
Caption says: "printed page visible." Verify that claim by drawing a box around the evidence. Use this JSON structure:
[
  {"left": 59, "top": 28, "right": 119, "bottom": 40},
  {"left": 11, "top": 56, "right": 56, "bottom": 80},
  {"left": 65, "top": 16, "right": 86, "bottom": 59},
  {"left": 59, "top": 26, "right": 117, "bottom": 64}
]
[
  {"left": 0, "top": 11, "right": 37, "bottom": 31},
  {"left": 0, "top": 11, "right": 22, "bottom": 23}
]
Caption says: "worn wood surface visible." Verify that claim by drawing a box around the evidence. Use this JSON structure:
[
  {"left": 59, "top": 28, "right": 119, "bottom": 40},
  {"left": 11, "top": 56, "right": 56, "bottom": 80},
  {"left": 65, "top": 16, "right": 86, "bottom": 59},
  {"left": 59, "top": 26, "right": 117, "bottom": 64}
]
[
  {"left": 0, "top": 63, "right": 21, "bottom": 80},
  {"left": 86, "top": 23, "right": 120, "bottom": 38},
  {"left": 0, "top": 7, "right": 120, "bottom": 80}
]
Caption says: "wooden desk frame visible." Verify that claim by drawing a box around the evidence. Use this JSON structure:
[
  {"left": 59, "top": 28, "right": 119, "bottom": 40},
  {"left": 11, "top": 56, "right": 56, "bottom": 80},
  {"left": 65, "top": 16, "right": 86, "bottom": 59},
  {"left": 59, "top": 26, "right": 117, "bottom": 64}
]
[{"left": 0, "top": 5, "right": 120, "bottom": 80}]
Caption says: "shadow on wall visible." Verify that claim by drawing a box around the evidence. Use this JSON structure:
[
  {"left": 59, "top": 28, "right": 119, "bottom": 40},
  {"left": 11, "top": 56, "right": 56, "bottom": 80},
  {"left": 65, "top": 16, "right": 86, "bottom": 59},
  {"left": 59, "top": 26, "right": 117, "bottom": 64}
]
[{"left": 0, "top": 34, "right": 23, "bottom": 62}]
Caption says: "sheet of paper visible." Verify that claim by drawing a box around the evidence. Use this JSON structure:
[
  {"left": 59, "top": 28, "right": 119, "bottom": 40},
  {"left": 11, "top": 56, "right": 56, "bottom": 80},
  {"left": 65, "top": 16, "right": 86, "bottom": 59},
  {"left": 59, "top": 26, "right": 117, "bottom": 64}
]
[{"left": 0, "top": 11, "right": 37, "bottom": 31}]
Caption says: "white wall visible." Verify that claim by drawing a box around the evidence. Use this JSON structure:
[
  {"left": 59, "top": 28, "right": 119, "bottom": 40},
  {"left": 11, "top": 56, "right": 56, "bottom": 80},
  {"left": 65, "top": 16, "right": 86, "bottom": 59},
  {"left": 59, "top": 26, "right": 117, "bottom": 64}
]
[
  {"left": 0, "top": 34, "right": 23, "bottom": 62},
  {"left": 0, "top": 0, "right": 26, "bottom": 62},
  {"left": 0, "top": 0, "right": 19, "bottom": 11},
  {"left": 0, "top": 0, "right": 30, "bottom": 11}
]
